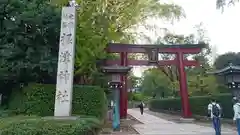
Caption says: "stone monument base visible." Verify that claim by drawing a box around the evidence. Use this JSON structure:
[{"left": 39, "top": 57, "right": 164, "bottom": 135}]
[{"left": 43, "top": 116, "right": 79, "bottom": 120}]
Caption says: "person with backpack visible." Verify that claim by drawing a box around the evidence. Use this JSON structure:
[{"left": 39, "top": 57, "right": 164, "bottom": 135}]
[
  {"left": 233, "top": 97, "right": 240, "bottom": 135},
  {"left": 208, "top": 99, "right": 222, "bottom": 135}
]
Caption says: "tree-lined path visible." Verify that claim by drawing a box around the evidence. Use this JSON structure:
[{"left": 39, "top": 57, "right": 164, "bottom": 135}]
[{"left": 128, "top": 109, "right": 236, "bottom": 135}]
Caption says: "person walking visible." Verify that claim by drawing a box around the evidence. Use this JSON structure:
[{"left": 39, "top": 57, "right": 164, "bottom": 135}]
[
  {"left": 138, "top": 101, "right": 145, "bottom": 115},
  {"left": 208, "top": 98, "right": 222, "bottom": 135},
  {"left": 233, "top": 97, "right": 240, "bottom": 135}
]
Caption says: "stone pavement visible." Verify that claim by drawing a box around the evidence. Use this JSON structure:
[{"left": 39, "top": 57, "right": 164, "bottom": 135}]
[{"left": 128, "top": 109, "right": 237, "bottom": 135}]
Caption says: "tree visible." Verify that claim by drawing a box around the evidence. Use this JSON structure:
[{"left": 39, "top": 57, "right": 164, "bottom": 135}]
[
  {"left": 214, "top": 52, "right": 240, "bottom": 69},
  {"left": 0, "top": 0, "right": 185, "bottom": 84},
  {"left": 52, "top": 0, "right": 185, "bottom": 85},
  {"left": 138, "top": 23, "right": 218, "bottom": 96},
  {"left": 128, "top": 72, "right": 141, "bottom": 89},
  {"left": 216, "top": 0, "right": 239, "bottom": 11},
  {"left": 0, "top": 0, "right": 61, "bottom": 83},
  {"left": 188, "top": 75, "right": 218, "bottom": 96},
  {"left": 0, "top": 0, "right": 62, "bottom": 104},
  {"left": 151, "top": 33, "right": 196, "bottom": 84},
  {"left": 140, "top": 68, "right": 172, "bottom": 97}
]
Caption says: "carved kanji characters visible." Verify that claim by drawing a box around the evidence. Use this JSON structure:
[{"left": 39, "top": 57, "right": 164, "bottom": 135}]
[
  {"left": 60, "top": 51, "right": 71, "bottom": 63},
  {"left": 62, "top": 13, "right": 74, "bottom": 20},
  {"left": 58, "top": 70, "right": 70, "bottom": 84},
  {"left": 56, "top": 90, "right": 69, "bottom": 103},
  {"left": 60, "top": 33, "right": 73, "bottom": 46},
  {"left": 62, "top": 21, "right": 74, "bottom": 29}
]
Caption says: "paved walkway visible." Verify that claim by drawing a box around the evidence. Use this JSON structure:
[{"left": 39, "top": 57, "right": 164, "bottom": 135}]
[{"left": 128, "top": 109, "right": 237, "bottom": 135}]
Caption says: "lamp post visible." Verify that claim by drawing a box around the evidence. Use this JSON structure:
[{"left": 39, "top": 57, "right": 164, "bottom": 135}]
[
  {"left": 208, "top": 63, "right": 240, "bottom": 98},
  {"left": 101, "top": 65, "right": 132, "bottom": 131}
]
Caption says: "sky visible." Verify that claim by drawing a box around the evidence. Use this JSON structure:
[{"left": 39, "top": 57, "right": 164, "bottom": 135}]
[
  {"left": 133, "top": 0, "right": 240, "bottom": 77},
  {"left": 167, "top": 0, "right": 240, "bottom": 55}
]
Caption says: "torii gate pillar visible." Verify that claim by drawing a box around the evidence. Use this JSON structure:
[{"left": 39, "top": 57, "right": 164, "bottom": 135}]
[
  {"left": 120, "top": 52, "right": 128, "bottom": 119},
  {"left": 177, "top": 52, "right": 192, "bottom": 117}
]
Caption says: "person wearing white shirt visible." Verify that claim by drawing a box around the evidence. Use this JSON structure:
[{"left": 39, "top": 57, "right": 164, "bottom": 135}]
[
  {"left": 208, "top": 99, "right": 222, "bottom": 135},
  {"left": 233, "top": 97, "right": 240, "bottom": 135}
]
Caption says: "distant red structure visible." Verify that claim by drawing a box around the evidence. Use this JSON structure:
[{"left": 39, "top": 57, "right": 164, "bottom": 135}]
[{"left": 106, "top": 43, "right": 205, "bottom": 118}]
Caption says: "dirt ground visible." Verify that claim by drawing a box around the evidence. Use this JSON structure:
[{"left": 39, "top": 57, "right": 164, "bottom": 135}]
[{"left": 100, "top": 114, "right": 141, "bottom": 135}]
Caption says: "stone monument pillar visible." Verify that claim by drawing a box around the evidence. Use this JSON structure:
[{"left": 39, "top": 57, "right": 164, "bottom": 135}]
[{"left": 54, "top": 6, "right": 77, "bottom": 117}]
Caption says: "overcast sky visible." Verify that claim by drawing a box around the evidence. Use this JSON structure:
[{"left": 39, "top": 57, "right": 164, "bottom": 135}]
[
  {"left": 133, "top": 0, "right": 240, "bottom": 77},
  {"left": 162, "top": 0, "right": 240, "bottom": 55}
]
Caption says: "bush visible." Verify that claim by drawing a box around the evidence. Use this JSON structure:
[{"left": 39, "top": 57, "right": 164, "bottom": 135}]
[
  {"left": 130, "top": 93, "right": 150, "bottom": 101},
  {"left": 149, "top": 94, "right": 233, "bottom": 118},
  {"left": 0, "top": 116, "right": 101, "bottom": 135},
  {"left": 132, "top": 93, "right": 144, "bottom": 101},
  {"left": 8, "top": 83, "right": 107, "bottom": 119},
  {"left": 128, "top": 92, "right": 134, "bottom": 101},
  {"left": 73, "top": 85, "right": 107, "bottom": 119}
]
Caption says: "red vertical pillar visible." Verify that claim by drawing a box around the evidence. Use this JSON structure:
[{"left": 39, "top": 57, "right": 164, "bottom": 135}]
[
  {"left": 120, "top": 52, "right": 128, "bottom": 119},
  {"left": 177, "top": 52, "right": 192, "bottom": 118}
]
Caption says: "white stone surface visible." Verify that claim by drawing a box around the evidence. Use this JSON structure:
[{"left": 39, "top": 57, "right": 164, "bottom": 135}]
[
  {"left": 128, "top": 109, "right": 237, "bottom": 135},
  {"left": 54, "top": 7, "right": 76, "bottom": 117}
]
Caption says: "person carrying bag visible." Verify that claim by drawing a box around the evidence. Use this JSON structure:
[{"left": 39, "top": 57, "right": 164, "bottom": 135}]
[
  {"left": 233, "top": 97, "right": 240, "bottom": 135},
  {"left": 208, "top": 98, "right": 222, "bottom": 135}
]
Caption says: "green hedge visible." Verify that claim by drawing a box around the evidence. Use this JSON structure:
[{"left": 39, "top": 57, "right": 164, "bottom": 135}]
[
  {"left": 8, "top": 83, "right": 107, "bottom": 119},
  {"left": 128, "top": 92, "right": 151, "bottom": 102},
  {"left": 149, "top": 94, "right": 233, "bottom": 118},
  {"left": 0, "top": 116, "right": 101, "bottom": 135}
]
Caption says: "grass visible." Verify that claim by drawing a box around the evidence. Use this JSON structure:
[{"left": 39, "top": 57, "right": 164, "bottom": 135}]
[
  {"left": 0, "top": 114, "right": 101, "bottom": 128},
  {"left": 0, "top": 114, "right": 102, "bottom": 135}
]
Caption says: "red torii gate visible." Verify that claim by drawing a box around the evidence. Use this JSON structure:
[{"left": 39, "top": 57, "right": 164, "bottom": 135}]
[{"left": 106, "top": 43, "right": 206, "bottom": 118}]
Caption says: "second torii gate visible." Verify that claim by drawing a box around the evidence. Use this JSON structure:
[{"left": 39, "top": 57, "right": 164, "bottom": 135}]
[{"left": 106, "top": 43, "right": 206, "bottom": 118}]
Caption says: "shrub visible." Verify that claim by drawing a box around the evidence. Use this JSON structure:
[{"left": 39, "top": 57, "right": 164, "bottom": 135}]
[
  {"left": 131, "top": 93, "right": 150, "bottom": 101},
  {"left": 0, "top": 116, "right": 101, "bottom": 135},
  {"left": 0, "top": 109, "right": 17, "bottom": 117},
  {"left": 128, "top": 92, "right": 134, "bottom": 101},
  {"left": 132, "top": 93, "right": 143, "bottom": 101},
  {"left": 149, "top": 94, "right": 233, "bottom": 118},
  {"left": 8, "top": 83, "right": 107, "bottom": 119},
  {"left": 73, "top": 85, "right": 107, "bottom": 119}
]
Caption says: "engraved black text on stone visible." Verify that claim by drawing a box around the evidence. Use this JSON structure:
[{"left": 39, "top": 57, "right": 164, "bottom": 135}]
[
  {"left": 60, "top": 51, "right": 71, "bottom": 63},
  {"left": 56, "top": 90, "right": 69, "bottom": 103},
  {"left": 62, "top": 13, "right": 74, "bottom": 20},
  {"left": 58, "top": 70, "right": 70, "bottom": 84},
  {"left": 60, "top": 33, "right": 73, "bottom": 45},
  {"left": 62, "top": 21, "right": 74, "bottom": 29}
]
